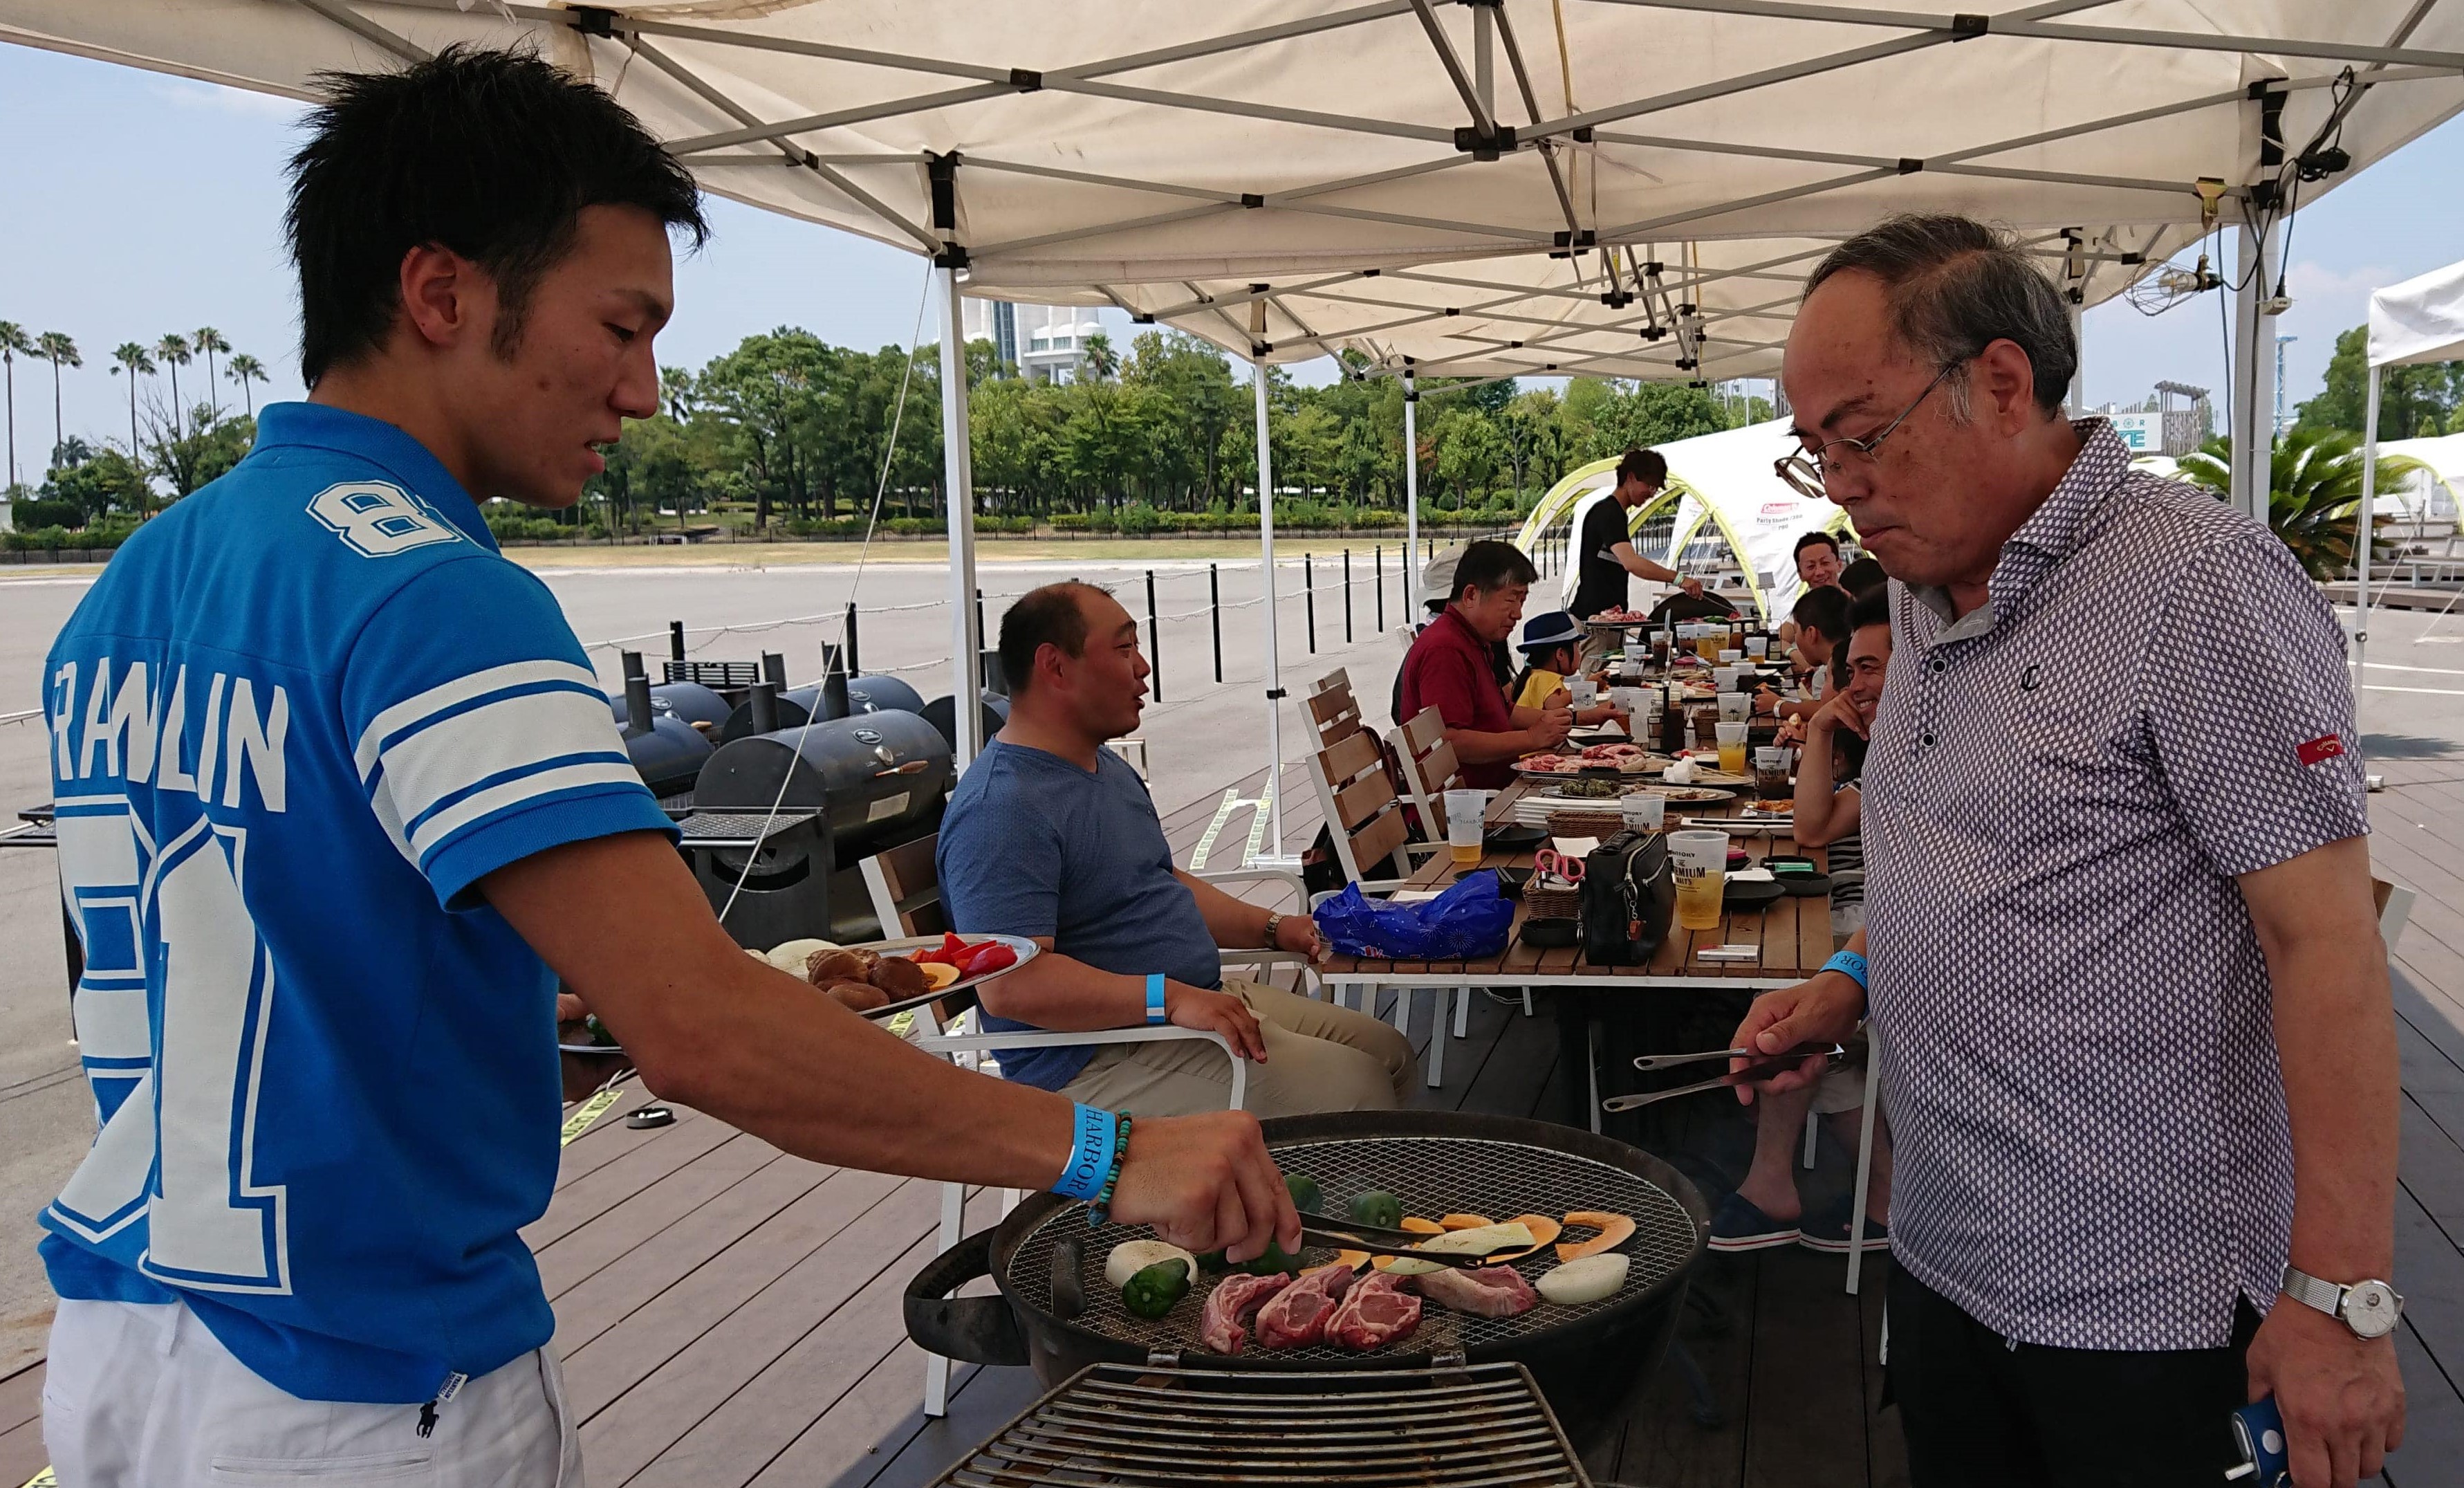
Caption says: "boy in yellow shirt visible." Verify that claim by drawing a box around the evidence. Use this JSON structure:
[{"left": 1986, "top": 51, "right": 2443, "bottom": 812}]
[{"left": 1512, "top": 611, "right": 1625, "bottom": 726}]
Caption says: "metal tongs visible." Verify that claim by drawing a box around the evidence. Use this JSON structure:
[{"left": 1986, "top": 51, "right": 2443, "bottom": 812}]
[
  {"left": 1293, "top": 1213, "right": 1500, "bottom": 1269},
  {"left": 1601, "top": 1042, "right": 1846, "bottom": 1112}
]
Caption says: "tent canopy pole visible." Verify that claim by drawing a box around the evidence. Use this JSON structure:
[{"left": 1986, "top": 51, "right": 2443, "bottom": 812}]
[
  {"left": 938, "top": 264, "right": 982, "bottom": 771},
  {"left": 1404, "top": 371, "right": 1420, "bottom": 618},
  {"left": 1254, "top": 353, "right": 1295, "bottom": 865},
  {"left": 2358, "top": 363, "right": 2380, "bottom": 745}
]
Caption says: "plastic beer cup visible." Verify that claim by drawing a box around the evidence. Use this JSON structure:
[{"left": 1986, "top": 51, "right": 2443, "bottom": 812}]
[
  {"left": 1445, "top": 789, "right": 1487, "bottom": 867},
  {"left": 1716, "top": 720, "right": 1750, "bottom": 775},
  {"left": 1669, "top": 829, "right": 1729, "bottom": 931}
]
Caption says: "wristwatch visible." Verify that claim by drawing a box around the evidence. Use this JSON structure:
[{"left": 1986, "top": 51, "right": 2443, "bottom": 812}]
[
  {"left": 1263, "top": 912, "right": 1286, "bottom": 947},
  {"left": 2281, "top": 1265, "right": 2405, "bottom": 1339}
]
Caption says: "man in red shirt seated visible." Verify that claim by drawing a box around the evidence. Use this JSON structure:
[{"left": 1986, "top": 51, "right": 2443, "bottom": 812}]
[{"left": 1397, "top": 540, "right": 1571, "bottom": 789}]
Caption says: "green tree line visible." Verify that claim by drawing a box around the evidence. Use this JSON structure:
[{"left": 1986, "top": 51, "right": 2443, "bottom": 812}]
[{"left": 2297, "top": 322, "right": 2464, "bottom": 440}]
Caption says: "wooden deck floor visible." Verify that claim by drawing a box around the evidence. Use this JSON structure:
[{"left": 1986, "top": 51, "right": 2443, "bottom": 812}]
[{"left": 3, "top": 757, "right": 2463, "bottom": 1486}]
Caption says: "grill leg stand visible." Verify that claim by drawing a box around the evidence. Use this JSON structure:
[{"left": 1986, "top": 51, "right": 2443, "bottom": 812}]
[
  {"left": 923, "top": 1179, "right": 967, "bottom": 1417},
  {"left": 1846, "top": 1028, "right": 1884, "bottom": 1296}
]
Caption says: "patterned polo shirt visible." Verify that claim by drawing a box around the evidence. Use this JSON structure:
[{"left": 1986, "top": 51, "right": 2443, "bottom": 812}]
[{"left": 1862, "top": 419, "right": 2369, "bottom": 1352}]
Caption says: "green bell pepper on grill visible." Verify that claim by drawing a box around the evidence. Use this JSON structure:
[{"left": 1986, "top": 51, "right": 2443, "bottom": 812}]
[{"left": 1121, "top": 1258, "right": 1192, "bottom": 1319}]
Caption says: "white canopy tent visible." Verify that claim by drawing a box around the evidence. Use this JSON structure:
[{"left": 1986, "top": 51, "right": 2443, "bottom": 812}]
[
  {"left": 2378, "top": 432, "right": 2464, "bottom": 527},
  {"left": 10, "top": 0, "right": 2464, "bottom": 849},
  {"left": 2358, "top": 255, "right": 2464, "bottom": 737}
]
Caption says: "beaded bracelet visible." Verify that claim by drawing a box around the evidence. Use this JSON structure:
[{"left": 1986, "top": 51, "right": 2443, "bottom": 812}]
[{"left": 1086, "top": 1112, "right": 1133, "bottom": 1227}]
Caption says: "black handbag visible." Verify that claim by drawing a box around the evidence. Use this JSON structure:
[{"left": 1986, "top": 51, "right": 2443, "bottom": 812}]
[{"left": 1579, "top": 831, "right": 1675, "bottom": 966}]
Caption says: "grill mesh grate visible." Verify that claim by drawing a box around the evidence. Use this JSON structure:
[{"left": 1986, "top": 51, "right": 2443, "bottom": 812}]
[
  {"left": 931, "top": 1362, "right": 1591, "bottom": 1487},
  {"left": 1009, "top": 1135, "right": 1696, "bottom": 1366}
]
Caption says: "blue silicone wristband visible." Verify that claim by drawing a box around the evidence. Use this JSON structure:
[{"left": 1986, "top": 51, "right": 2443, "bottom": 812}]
[
  {"left": 1822, "top": 950, "right": 1869, "bottom": 990},
  {"left": 1146, "top": 973, "right": 1167, "bottom": 1026},
  {"left": 1053, "top": 1103, "right": 1117, "bottom": 1201}
]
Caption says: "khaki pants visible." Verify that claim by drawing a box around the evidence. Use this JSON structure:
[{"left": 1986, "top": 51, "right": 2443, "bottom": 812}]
[{"left": 1059, "top": 978, "right": 1415, "bottom": 1117}]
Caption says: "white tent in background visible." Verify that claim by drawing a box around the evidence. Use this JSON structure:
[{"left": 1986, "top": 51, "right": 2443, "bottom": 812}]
[
  {"left": 1515, "top": 419, "right": 1839, "bottom": 623},
  {"left": 2376, "top": 432, "right": 2464, "bottom": 529},
  {"left": 2358, "top": 257, "right": 2464, "bottom": 735}
]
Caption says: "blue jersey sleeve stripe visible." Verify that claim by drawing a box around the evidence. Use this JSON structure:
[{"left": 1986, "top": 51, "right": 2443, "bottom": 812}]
[
  {"left": 352, "top": 659, "right": 602, "bottom": 778},
  {"left": 421, "top": 781, "right": 678, "bottom": 913},
  {"left": 373, "top": 688, "right": 631, "bottom": 829},
  {"left": 399, "top": 748, "right": 632, "bottom": 841},
  {"left": 407, "top": 761, "right": 648, "bottom": 865}
]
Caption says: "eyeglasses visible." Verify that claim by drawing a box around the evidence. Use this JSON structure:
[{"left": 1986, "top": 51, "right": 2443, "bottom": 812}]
[{"left": 1772, "top": 362, "right": 1958, "bottom": 500}]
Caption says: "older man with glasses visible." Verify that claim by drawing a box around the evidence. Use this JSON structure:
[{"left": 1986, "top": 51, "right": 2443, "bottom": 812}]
[{"left": 1737, "top": 214, "right": 2400, "bottom": 1488}]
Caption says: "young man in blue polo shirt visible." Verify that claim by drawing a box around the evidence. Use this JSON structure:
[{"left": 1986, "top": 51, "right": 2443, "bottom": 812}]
[{"left": 38, "top": 48, "right": 1290, "bottom": 1483}]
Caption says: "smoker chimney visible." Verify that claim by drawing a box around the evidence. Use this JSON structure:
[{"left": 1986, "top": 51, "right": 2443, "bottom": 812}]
[
  {"left": 821, "top": 643, "right": 851, "bottom": 721},
  {"left": 749, "top": 681, "right": 780, "bottom": 735}
]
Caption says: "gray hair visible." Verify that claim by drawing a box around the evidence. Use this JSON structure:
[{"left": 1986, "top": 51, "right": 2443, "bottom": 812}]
[{"left": 1806, "top": 214, "right": 2077, "bottom": 418}]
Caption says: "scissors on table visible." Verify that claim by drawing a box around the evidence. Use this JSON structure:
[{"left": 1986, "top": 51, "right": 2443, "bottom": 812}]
[{"left": 1532, "top": 848, "right": 1586, "bottom": 887}]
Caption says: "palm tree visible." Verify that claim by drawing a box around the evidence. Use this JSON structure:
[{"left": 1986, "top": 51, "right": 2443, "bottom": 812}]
[
  {"left": 1080, "top": 331, "right": 1120, "bottom": 382},
  {"left": 154, "top": 333, "right": 193, "bottom": 432},
  {"left": 111, "top": 342, "right": 156, "bottom": 475},
  {"left": 2177, "top": 428, "right": 2431, "bottom": 578},
  {"left": 194, "top": 327, "right": 231, "bottom": 416},
  {"left": 33, "top": 331, "right": 79, "bottom": 469},
  {"left": 226, "top": 353, "right": 269, "bottom": 419},
  {"left": 0, "top": 322, "right": 29, "bottom": 490}
]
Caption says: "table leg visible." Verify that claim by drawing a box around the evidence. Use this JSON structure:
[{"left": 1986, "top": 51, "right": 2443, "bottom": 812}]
[
  {"left": 1427, "top": 998, "right": 1446, "bottom": 1088},
  {"left": 1846, "top": 1027, "right": 1884, "bottom": 1296}
]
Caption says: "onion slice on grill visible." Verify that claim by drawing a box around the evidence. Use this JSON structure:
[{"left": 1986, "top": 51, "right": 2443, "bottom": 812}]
[
  {"left": 1382, "top": 1222, "right": 1537, "bottom": 1276},
  {"left": 1492, "top": 1214, "right": 1563, "bottom": 1262},
  {"left": 1555, "top": 1211, "right": 1636, "bottom": 1262}
]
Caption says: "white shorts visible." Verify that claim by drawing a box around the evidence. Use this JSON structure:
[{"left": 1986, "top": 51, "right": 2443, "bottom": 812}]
[{"left": 42, "top": 1298, "right": 581, "bottom": 1487}]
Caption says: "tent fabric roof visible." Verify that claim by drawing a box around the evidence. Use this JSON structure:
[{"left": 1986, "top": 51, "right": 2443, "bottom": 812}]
[
  {"left": 2369, "top": 257, "right": 2464, "bottom": 368},
  {"left": 9, "top": 1, "right": 2463, "bottom": 380}
]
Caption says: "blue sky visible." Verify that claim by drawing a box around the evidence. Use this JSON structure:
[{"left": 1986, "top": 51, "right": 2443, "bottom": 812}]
[{"left": 5, "top": 39, "right": 2463, "bottom": 472}]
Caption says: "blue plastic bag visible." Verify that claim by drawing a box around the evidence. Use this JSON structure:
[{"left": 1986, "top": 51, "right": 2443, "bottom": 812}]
[{"left": 1310, "top": 872, "right": 1516, "bottom": 961}]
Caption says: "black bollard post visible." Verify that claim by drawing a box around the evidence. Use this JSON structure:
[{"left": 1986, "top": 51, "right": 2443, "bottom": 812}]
[
  {"left": 1344, "top": 548, "right": 1353, "bottom": 643},
  {"left": 668, "top": 620, "right": 686, "bottom": 663},
  {"left": 1375, "top": 545, "right": 1385, "bottom": 632},
  {"left": 844, "top": 601, "right": 860, "bottom": 676},
  {"left": 1145, "top": 569, "right": 1162, "bottom": 702},
  {"left": 1305, "top": 552, "right": 1317, "bottom": 654},
  {"left": 1210, "top": 563, "right": 1223, "bottom": 683}
]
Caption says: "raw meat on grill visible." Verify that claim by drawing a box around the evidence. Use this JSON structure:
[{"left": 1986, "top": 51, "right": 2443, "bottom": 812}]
[
  {"left": 1412, "top": 1264, "right": 1539, "bottom": 1319},
  {"left": 1198, "top": 1271, "right": 1295, "bottom": 1354},
  {"left": 1327, "top": 1271, "right": 1423, "bottom": 1351},
  {"left": 1256, "top": 1263, "right": 1358, "bottom": 1350}
]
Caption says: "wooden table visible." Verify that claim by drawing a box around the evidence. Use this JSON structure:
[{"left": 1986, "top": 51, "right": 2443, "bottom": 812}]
[{"left": 1319, "top": 775, "right": 1834, "bottom": 1104}]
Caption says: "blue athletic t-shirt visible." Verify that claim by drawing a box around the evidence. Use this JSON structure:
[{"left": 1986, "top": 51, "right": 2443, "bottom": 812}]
[
  {"left": 38, "top": 402, "right": 677, "bottom": 1404},
  {"left": 936, "top": 740, "right": 1221, "bottom": 1090}
]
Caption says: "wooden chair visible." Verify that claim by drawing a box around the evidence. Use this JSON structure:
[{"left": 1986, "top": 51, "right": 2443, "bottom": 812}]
[
  {"left": 1306, "top": 672, "right": 1367, "bottom": 752},
  {"left": 1385, "top": 705, "right": 1526, "bottom": 1036},
  {"left": 857, "top": 834, "right": 1248, "bottom": 1419}
]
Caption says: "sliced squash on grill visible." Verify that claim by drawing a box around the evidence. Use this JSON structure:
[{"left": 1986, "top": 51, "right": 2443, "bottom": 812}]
[
  {"left": 1555, "top": 1211, "right": 1636, "bottom": 1262},
  {"left": 1438, "top": 1213, "right": 1494, "bottom": 1231},
  {"left": 1492, "top": 1214, "right": 1563, "bottom": 1262}
]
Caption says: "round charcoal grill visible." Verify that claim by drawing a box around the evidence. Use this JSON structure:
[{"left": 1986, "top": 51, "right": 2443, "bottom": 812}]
[{"left": 906, "top": 1110, "right": 1707, "bottom": 1442}]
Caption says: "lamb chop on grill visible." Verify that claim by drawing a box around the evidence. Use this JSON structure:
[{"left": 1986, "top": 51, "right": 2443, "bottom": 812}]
[
  {"left": 1198, "top": 1271, "right": 1295, "bottom": 1354},
  {"left": 1327, "top": 1271, "right": 1422, "bottom": 1351},
  {"left": 1255, "top": 1263, "right": 1358, "bottom": 1350},
  {"left": 1412, "top": 1264, "right": 1539, "bottom": 1319}
]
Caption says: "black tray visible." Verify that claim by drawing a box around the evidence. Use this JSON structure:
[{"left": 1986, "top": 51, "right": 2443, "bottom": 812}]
[
  {"left": 1485, "top": 823, "right": 1549, "bottom": 852},
  {"left": 1723, "top": 878, "right": 1788, "bottom": 908},
  {"left": 1761, "top": 854, "right": 1834, "bottom": 897},
  {"left": 1519, "top": 917, "right": 1582, "bottom": 948}
]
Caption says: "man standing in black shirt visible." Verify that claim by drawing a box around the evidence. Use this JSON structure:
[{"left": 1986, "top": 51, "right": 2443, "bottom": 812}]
[{"left": 1570, "top": 448, "right": 1681, "bottom": 618}]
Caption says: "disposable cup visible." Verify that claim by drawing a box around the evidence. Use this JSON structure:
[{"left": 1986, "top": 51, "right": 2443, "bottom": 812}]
[
  {"left": 1669, "top": 829, "right": 1730, "bottom": 930},
  {"left": 1620, "top": 793, "right": 1667, "bottom": 832},
  {"left": 1568, "top": 677, "right": 1598, "bottom": 707},
  {"left": 1610, "top": 686, "right": 1647, "bottom": 719},
  {"left": 1745, "top": 636, "right": 1770, "bottom": 659},
  {"left": 1754, "top": 746, "right": 1793, "bottom": 801},
  {"left": 1444, "top": 789, "right": 1486, "bottom": 867},
  {"left": 1718, "top": 691, "right": 1752, "bottom": 722},
  {"left": 1719, "top": 649, "right": 1743, "bottom": 665},
  {"left": 1715, "top": 720, "right": 1749, "bottom": 775}
]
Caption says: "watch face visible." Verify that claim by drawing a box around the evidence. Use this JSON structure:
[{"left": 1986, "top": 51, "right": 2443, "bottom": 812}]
[{"left": 2342, "top": 1281, "right": 2402, "bottom": 1339}]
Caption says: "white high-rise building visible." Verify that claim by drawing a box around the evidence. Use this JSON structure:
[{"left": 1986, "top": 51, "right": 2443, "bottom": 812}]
[{"left": 962, "top": 298, "right": 1108, "bottom": 383}]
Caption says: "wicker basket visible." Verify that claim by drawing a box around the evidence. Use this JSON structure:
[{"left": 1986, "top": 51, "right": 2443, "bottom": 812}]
[
  {"left": 1544, "top": 809, "right": 1627, "bottom": 838},
  {"left": 1523, "top": 883, "right": 1583, "bottom": 921}
]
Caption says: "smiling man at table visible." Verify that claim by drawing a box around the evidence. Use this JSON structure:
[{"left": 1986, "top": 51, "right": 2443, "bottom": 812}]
[
  {"left": 1397, "top": 539, "right": 1572, "bottom": 789},
  {"left": 938, "top": 582, "right": 1416, "bottom": 1117},
  {"left": 1735, "top": 214, "right": 2400, "bottom": 1488}
]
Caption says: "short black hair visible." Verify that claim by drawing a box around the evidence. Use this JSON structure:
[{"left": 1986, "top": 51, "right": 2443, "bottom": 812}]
[
  {"left": 287, "top": 45, "right": 707, "bottom": 386},
  {"left": 1453, "top": 539, "right": 1539, "bottom": 600},
  {"left": 1805, "top": 213, "right": 2075, "bottom": 418},
  {"left": 1793, "top": 530, "right": 1841, "bottom": 562},
  {"left": 1839, "top": 555, "right": 1888, "bottom": 596},
  {"left": 1849, "top": 585, "right": 1891, "bottom": 634},
  {"left": 1000, "top": 582, "right": 1112, "bottom": 695},
  {"left": 1793, "top": 585, "right": 1853, "bottom": 651},
  {"left": 1616, "top": 448, "right": 1668, "bottom": 488}
]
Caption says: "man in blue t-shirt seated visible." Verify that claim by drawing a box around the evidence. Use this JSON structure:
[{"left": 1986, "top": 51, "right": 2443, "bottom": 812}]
[{"left": 940, "top": 583, "right": 1415, "bottom": 1115}]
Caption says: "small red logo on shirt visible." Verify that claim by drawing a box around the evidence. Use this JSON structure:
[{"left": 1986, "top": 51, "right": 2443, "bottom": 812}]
[{"left": 2296, "top": 735, "right": 2344, "bottom": 766}]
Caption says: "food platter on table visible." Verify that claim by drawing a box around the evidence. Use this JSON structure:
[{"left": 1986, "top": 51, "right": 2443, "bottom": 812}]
[
  {"left": 557, "top": 933, "right": 1039, "bottom": 1053},
  {"left": 1513, "top": 744, "right": 1669, "bottom": 779}
]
